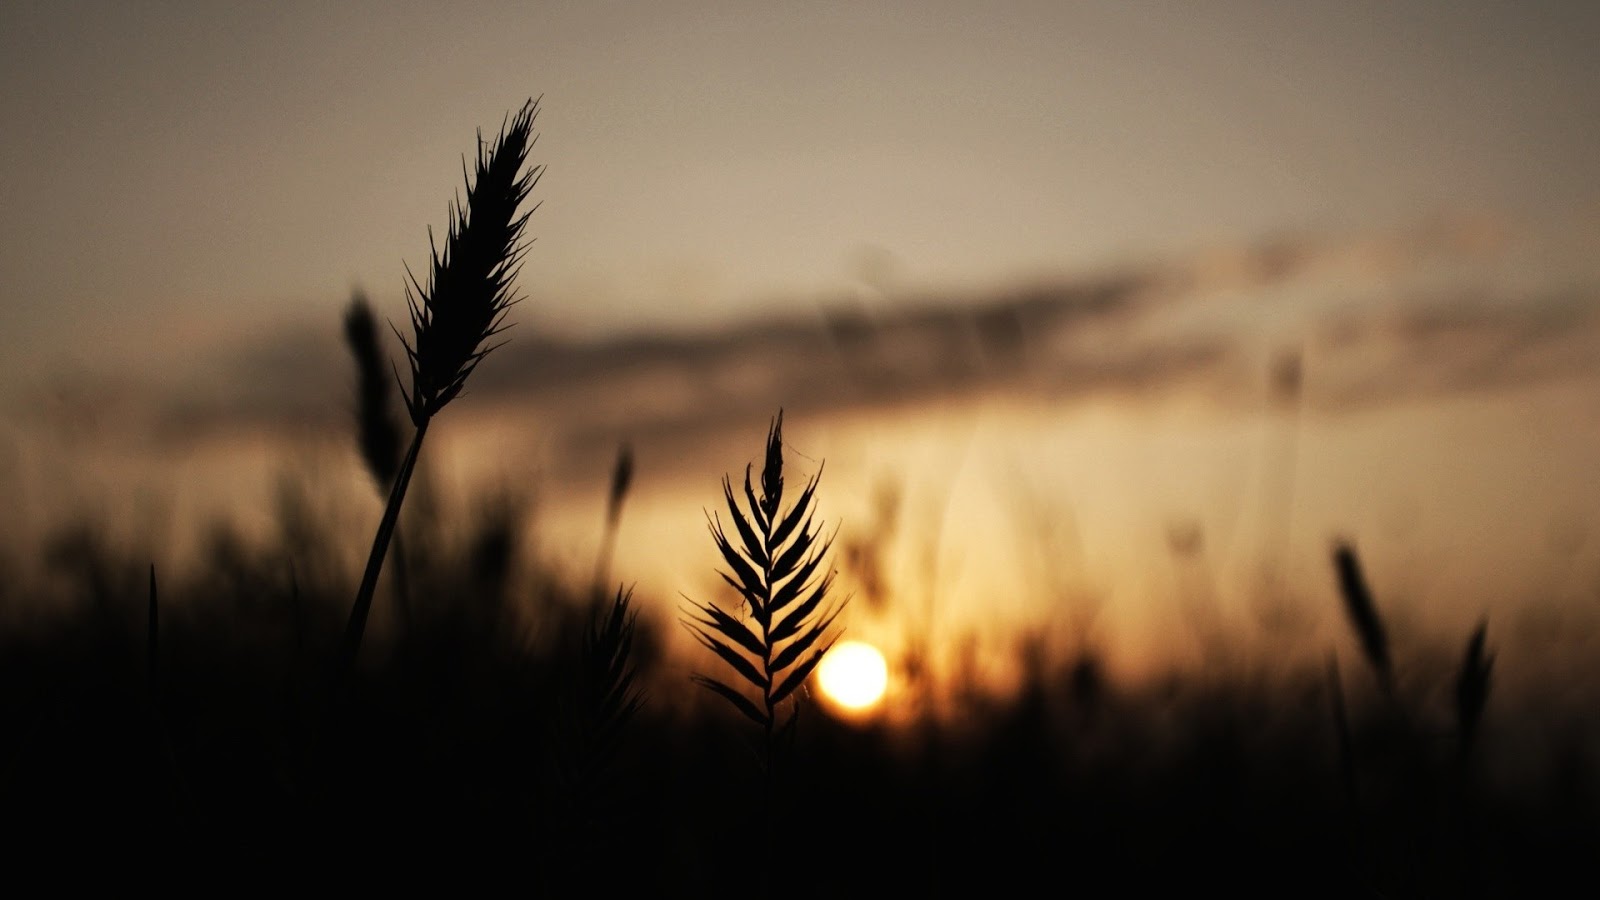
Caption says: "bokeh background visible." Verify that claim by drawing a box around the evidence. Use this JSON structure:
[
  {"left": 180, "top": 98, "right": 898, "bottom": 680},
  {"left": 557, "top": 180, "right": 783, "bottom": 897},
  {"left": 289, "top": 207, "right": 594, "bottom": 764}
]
[{"left": 3, "top": 0, "right": 1599, "bottom": 691}]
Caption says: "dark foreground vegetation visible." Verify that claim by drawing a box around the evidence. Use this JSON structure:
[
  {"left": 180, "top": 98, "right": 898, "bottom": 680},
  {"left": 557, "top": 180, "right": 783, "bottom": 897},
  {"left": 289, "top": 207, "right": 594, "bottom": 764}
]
[
  {"left": 3, "top": 99, "right": 1592, "bottom": 897},
  {"left": 1, "top": 489, "right": 1595, "bottom": 898}
]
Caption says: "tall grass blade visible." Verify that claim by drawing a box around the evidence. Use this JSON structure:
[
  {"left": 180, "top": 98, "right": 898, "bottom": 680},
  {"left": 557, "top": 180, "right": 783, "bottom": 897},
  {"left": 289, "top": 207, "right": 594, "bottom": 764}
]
[
  {"left": 345, "top": 289, "right": 414, "bottom": 630},
  {"left": 336, "top": 418, "right": 428, "bottom": 687}
]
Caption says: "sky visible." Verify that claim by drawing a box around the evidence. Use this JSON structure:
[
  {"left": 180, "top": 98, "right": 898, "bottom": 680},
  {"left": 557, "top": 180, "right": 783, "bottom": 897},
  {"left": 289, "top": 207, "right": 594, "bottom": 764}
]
[
  {"left": 3, "top": 1, "right": 1600, "bottom": 680},
  {"left": 2, "top": 1, "right": 1597, "bottom": 371}
]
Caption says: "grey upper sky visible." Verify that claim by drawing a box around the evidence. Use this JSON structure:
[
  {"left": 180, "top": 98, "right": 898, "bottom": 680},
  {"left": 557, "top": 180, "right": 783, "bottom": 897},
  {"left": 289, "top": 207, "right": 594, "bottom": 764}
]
[
  {"left": 5, "top": 2, "right": 1600, "bottom": 674},
  {"left": 2, "top": 0, "right": 1597, "bottom": 387}
]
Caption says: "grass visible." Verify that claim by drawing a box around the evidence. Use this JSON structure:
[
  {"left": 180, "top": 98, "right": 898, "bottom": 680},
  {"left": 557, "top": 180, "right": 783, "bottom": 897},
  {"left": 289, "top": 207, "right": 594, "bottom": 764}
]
[
  {"left": 1333, "top": 539, "right": 1395, "bottom": 696},
  {"left": 0, "top": 101, "right": 1596, "bottom": 896},
  {"left": 1, "top": 490, "right": 1595, "bottom": 893},
  {"left": 336, "top": 97, "right": 543, "bottom": 688},
  {"left": 682, "top": 411, "right": 845, "bottom": 779}
]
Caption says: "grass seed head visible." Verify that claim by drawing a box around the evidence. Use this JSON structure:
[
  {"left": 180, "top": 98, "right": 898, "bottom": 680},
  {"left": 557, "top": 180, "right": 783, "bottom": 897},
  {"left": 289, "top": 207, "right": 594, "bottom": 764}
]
[
  {"left": 1332, "top": 540, "right": 1394, "bottom": 694},
  {"left": 343, "top": 289, "right": 403, "bottom": 489},
  {"left": 684, "top": 410, "right": 845, "bottom": 736},
  {"left": 401, "top": 97, "right": 543, "bottom": 424},
  {"left": 608, "top": 442, "right": 635, "bottom": 528}
]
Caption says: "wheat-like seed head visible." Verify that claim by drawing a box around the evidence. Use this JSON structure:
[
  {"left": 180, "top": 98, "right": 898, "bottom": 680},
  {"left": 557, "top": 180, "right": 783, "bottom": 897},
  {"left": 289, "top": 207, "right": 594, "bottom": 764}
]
[
  {"left": 1333, "top": 540, "right": 1393, "bottom": 694},
  {"left": 400, "top": 97, "right": 543, "bottom": 425},
  {"left": 335, "top": 98, "right": 542, "bottom": 690},
  {"left": 343, "top": 290, "right": 403, "bottom": 489},
  {"left": 584, "top": 586, "right": 646, "bottom": 756},
  {"left": 607, "top": 442, "right": 635, "bottom": 528},
  {"left": 683, "top": 410, "right": 846, "bottom": 732}
]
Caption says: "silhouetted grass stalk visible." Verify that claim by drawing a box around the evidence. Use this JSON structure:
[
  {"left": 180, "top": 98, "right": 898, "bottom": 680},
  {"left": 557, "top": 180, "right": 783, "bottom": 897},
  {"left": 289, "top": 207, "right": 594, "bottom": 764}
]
[
  {"left": 339, "top": 418, "right": 430, "bottom": 678},
  {"left": 1332, "top": 540, "right": 1394, "bottom": 697},
  {"left": 683, "top": 410, "right": 845, "bottom": 784},
  {"left": 344, "top": 291, "right": 414, "bottom": 631},
  {"left": 561, "top": 586, "right": 645, "bottom": 804},
  {"left": 1454, "top": 620, "right": 1493, "bottom": 756},
  {"left": 334, "top": 98, "right": 542, "bottom": 687},
  {"left": 591, "top": 442, "right": 634, "bottom": 601}
]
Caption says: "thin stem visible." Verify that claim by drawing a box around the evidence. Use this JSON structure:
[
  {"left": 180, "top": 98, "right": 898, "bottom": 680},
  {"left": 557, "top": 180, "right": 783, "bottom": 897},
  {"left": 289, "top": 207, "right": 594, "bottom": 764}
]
[
  {"left": 335, "top": 416, "right": 431, "bottom": 689},
  {"left": 392, "top": 529, "right": 413, "bottom": 636},
  {"left": 760, "top": 510, "right": 777, "bottom": 859}
]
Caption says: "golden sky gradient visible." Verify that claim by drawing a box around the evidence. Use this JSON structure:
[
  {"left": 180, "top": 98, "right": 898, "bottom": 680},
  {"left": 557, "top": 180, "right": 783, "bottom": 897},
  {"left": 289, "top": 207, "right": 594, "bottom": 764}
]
[{"left": 3, "top": 2, "right": 1599, "bottom": 685}]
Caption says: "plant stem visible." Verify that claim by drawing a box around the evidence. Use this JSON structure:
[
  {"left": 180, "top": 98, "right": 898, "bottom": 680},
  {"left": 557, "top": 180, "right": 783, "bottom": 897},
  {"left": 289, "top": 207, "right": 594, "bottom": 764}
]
[
  {"left": 761, "top": 521, "right": 778, "bottom": 839},
  {"left": 336, "top": 416, "right": 431, "bottom": 688}
]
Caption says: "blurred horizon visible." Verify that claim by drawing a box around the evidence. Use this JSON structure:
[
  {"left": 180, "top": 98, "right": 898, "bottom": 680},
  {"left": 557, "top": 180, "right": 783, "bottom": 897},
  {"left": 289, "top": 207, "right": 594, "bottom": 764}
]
[{"left": 4, "top": 209, "right": 1599, "bottom": 689}]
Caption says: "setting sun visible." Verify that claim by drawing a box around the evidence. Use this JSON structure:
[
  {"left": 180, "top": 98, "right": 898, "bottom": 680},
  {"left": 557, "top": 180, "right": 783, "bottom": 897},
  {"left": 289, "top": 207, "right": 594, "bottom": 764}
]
[{"left": 817, "top": 641, "right": 889, "bottom": 712}]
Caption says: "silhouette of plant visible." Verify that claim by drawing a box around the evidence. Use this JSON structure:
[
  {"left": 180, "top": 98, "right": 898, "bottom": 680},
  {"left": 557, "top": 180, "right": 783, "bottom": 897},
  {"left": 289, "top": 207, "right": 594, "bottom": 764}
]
[
  {"left": 682, "top": 410, "right": 845, "bottom": 769},
  {"left": 591, "top": 441, "right": 634, "bottom": 599},
  {"left": 343, "top": 290, "right": 403, "bottom": 492},
  {"left": 559, "top": 585, "right": 646, "bottom": 805},
  {"left": 1455, "top": 619, "right": 1493, "bottom": 754},
  {"left": 1332, "top": 540, "right": 1393, "bottom": 696},
  {"left": 335, "top": 98, "right": 543, "bottom": 685},
  {"left": 344, "top": 289, "right": 417, "bottom": 630}
]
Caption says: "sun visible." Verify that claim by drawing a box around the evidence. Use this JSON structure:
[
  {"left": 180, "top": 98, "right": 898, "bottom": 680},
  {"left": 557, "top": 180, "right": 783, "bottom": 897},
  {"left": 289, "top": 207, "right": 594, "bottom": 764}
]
[{"left": 817, "top": 641, "right": 889, "bottom": 713}]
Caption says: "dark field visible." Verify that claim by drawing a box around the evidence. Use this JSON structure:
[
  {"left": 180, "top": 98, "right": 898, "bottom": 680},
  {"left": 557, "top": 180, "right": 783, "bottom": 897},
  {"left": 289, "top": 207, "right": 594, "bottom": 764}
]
[{"left": 1, "top": 501, "right": 1594, "bottom": 897}]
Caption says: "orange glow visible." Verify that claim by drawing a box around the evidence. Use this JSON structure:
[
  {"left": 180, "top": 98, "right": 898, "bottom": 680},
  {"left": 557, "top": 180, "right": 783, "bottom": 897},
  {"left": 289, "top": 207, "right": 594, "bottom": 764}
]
[{"left": 817, "top": 641, "right": 889, "bottom": 713}]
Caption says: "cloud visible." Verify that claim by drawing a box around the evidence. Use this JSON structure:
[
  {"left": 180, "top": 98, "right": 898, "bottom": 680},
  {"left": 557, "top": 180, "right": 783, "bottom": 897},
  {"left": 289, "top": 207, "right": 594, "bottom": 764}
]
[
  {"left": 15, "top": 214, "right": 1593, "bottom": 485},
  {"left": 437, "top": 267, "right": 1232, "bottom": 463},
  {"left": 1309, "top": 291, "right": 1600, "bottom": 411},
  {"left": 1180, "top": 212, "right": 1513, "bottom": 292}
]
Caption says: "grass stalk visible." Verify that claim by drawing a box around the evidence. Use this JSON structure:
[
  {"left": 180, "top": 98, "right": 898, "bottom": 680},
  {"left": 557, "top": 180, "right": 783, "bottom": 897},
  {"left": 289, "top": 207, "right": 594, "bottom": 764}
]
[
  {"left": 682, "top": 410, "right": 846, "bottom": 782},
  {"left": 561, "top": 585, "right": 646, "bottom": 802},
  {"left": 591, "top": 442, "right": 634, "bottom": 601},
  {"left": 1332, "top": 540, "right": 1394, "bottom": 697},
  {"left": 332, "top": 98, "right": 542, "bottom": 685},
  {"left": 335, "top": 417, "right": 428, "bottom": 686},
  {"left": 344, "top": 291, "right": 414, "bottom": 631},
  {"left": 1454, "top": 619, "right": 1493, "bottom": 756}
]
